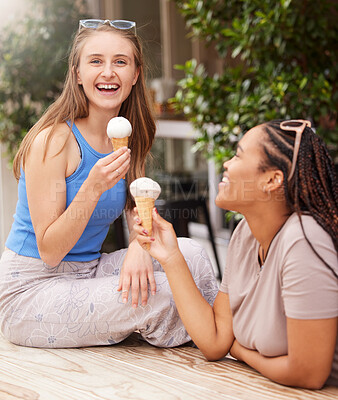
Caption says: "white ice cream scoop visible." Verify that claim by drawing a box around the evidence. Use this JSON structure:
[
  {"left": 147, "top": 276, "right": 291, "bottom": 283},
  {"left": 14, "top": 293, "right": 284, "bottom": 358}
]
[
  {"left": 130, "top": 178, "right": 161, "bottom": 199},
  {"left": 107, "top": 116, "right": 132, "bottom": 139}
]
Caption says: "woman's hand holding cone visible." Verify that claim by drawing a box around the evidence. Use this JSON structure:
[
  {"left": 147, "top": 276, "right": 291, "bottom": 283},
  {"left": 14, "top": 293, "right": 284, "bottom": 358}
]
[{"left": 133, "top": 207, "right": 181, "bottom": 268}]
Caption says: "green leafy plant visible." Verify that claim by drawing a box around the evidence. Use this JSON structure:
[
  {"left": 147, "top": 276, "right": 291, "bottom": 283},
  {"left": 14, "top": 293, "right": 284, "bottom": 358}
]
[
  {"left": 0, "top": 0, "right": 87, "bottom": 160},
  {"left": 171, "top": 0, "right": 338, "bottom": 169}
]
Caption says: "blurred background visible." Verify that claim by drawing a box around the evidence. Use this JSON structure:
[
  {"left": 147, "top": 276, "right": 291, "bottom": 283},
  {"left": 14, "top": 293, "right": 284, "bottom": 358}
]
[{"left": 0, "top": 0, "right": 337, "bottom": 279}]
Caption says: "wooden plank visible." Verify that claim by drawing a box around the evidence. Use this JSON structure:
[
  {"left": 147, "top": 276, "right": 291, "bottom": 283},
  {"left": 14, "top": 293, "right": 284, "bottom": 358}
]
[
  {"left": 0, "top": 356, "right": 231, "bottom": 400},
  {"left": 0, "top": 333, "right": 337, "bottom": 400},
  {"left": 85, "top": 335, "right": 338, "bottom": 400},
  {"left": 0, "top": 334, "right": 233, "bottom": 400}
]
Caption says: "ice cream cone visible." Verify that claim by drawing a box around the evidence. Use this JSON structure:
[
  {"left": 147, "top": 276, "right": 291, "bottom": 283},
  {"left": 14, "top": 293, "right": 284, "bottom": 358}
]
[
  {"left": 130, "top": 178, "right": 161, "bottom": 250},
  {"left": 107, "top": 117, "right": 132, "bottom": 180},
  {"left": 134, "top": 196, "right": 155, "bottom": 250}
]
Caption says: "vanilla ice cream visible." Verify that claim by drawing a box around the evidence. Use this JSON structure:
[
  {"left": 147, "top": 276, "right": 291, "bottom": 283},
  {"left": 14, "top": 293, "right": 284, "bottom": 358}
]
[{"left": 107, "top": 116, "right": 132, "bottom": 140}]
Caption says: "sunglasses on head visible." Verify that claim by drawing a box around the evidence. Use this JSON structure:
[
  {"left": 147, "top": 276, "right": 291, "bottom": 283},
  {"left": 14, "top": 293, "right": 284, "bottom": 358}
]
[
  {"left": 79, "top": 19, "right": 136, "bottom": 35},
  {"left": 280, "top": 119, "right": 312, "bottom": 181}
]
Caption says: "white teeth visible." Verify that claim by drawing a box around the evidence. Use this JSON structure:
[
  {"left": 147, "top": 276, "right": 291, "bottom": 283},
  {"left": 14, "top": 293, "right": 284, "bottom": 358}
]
[
  {"left": 98, "top": 84, "right": 118, "bottom": 90},
  {"left": 222, "top": 176, "right": 229, "bottom": 184}
]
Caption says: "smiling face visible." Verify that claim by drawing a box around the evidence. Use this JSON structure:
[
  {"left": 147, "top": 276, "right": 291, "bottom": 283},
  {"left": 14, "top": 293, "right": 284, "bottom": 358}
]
[
  {"left": 215, "top": 126, "right": 273, "bottom": 213},
  {"left": 76, "top": 30, "right": 139, "bottom": 115}
]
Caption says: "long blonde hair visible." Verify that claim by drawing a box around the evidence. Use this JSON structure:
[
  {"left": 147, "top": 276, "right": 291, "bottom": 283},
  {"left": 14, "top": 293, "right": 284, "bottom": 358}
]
[{"left": 13, "top": 24, "right": 156, "bottom": 209}]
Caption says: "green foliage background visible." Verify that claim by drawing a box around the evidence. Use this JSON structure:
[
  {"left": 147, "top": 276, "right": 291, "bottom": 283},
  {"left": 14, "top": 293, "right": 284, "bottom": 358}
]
[
  {"left": 171, "top": 0, "right": 338, "bottom": 169},
  {"left": 0, "top": 0, "right": 87, "bottom": 159}
]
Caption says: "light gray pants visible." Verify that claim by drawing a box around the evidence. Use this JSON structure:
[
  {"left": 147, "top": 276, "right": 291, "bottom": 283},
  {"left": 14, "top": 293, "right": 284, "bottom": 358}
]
[{"left": 0, "top": 238, "right": 218, "bottom": 348}]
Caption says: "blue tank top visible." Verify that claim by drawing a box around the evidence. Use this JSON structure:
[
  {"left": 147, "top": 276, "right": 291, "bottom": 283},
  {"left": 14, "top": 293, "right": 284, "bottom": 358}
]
[{"left": 6, "top": 122, "right": 126, "bottom": 262}]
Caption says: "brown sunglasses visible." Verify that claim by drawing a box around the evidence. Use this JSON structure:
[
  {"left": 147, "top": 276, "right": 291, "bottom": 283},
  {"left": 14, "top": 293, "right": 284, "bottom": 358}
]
[{"left": 280, "top": 119, "right": 312, "bottom": 181}]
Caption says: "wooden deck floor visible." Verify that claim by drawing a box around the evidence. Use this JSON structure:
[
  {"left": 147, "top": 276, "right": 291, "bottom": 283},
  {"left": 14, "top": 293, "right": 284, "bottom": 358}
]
[{"left": 0, "top": 332, "right": 337, "bottom": 400}]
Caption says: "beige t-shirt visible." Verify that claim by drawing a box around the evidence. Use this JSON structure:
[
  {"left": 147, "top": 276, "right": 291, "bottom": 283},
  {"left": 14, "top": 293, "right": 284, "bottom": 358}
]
[{"left": 219, "top": 213, "right": 338, "bottom": 386}]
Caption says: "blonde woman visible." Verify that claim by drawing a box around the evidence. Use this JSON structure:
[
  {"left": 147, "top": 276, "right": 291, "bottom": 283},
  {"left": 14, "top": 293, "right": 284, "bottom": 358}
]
[{"left": 0, "top": 20, "right": 218, "bottom": 348}]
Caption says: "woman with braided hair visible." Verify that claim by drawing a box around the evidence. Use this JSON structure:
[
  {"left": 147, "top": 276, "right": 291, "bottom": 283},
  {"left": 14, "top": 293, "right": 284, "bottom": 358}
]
[{"left": 134, "top": 119, "right": 338, "bottom": 388}]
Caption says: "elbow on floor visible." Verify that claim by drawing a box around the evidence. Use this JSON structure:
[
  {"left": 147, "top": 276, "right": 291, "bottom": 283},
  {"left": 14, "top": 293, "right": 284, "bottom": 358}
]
[
  {"left": 300, "top": 377, "right": 326, "bottom": 390},
  {"left": 290, "top": 371, "right": 328, "bottom": 390},
  {"left": 203, "top": 350, "right": 227, "bottom": 362}
]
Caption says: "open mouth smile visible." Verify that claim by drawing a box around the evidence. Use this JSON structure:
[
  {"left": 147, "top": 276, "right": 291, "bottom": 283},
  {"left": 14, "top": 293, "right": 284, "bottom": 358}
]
[
  {"left": 222, "top": 175, "right": 230, "bottom": 184},
  {"left": 96, "top": 83, "right": 120, "bottom": 93}
]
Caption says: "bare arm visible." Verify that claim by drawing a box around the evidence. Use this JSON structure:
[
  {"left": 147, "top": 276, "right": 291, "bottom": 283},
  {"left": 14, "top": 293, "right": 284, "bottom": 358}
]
[
  {"left": 230, "top": 317, "right": 337, "bottom": 389},
  {"left": 117, "top": 209, "right": 156, "bottom": 308},
  {"left": 26, "top": 125, "right": 130, "bottom": 266},
  {"left": 125, "top": 208, "right": 141, "bottom": 243},
  {"left": 135, "top": 208, "right": 234, "bottom": 359},
  {"left": 164, "top": 250, "right": 234, "bottom": 359}
]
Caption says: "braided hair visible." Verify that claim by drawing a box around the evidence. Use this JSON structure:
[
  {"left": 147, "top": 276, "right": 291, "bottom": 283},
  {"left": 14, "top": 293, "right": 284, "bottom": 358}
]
[{"left": 260, "top": 120, "right": 338, "bottom": 278}]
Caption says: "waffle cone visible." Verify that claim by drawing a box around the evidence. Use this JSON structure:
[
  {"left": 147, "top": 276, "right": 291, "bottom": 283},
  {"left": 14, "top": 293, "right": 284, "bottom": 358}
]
[
  {"left": 111, "top": 137, "right": 129, "bottom": 179},
  {"left": 111, "top": 137, "right": 129, "bottom": 151},
  {"left": 134, "top": 196, "right": 155, "bottom": 250}
]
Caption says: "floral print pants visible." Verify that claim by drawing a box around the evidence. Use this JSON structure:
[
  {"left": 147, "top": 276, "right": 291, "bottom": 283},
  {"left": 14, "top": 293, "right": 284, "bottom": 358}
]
[{"left": 0, "top": 238, "right": 218, "bottom": 348}]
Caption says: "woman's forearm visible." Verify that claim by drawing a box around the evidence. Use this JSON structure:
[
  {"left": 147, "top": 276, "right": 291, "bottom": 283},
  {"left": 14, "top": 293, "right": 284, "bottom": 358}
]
[
  {"left": 125, "top": 209, "right": 137, "bottom": 243},
  {"left": 233, "top": 343, "right": 327, "bottom": 389},
  {"left": 162, "top": 251, "right": 234, "bottom": 360}
]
